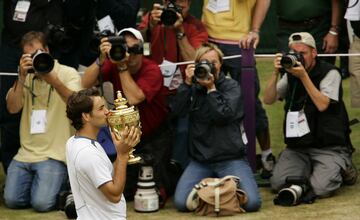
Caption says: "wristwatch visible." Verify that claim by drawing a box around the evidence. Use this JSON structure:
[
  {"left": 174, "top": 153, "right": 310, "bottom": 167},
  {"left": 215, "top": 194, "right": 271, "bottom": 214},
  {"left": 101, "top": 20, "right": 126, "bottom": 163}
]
[
  {"left": 176, "top": 32, "right": 186, "bottom": 40},
  {"left": 117, "top": 65, "right": 128, "bottom": 72}
]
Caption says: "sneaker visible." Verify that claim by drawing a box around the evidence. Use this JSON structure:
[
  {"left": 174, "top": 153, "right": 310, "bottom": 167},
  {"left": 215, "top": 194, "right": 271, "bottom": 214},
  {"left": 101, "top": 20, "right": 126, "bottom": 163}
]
[
  {"left": 342, "top": 161, "right": 358, "bottom": 186},
  {"left": 261, "top": 153, "right": 276, "bottom": 179}
]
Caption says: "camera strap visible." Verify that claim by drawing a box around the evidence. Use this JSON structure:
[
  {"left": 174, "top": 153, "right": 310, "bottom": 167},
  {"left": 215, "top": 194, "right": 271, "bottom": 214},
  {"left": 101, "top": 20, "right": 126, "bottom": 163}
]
[{"left": 31, "top": 77, "right": 53, "bottom": 109}]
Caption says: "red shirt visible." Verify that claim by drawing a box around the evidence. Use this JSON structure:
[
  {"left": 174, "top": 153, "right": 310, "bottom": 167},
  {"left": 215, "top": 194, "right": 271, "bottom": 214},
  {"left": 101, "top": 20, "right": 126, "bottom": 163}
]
[
  {"left": 101, "top": 58, "right": 168, "bottom": 137},
  {"left": 138, "top": 14, "right": 208, "bottom": 64}
]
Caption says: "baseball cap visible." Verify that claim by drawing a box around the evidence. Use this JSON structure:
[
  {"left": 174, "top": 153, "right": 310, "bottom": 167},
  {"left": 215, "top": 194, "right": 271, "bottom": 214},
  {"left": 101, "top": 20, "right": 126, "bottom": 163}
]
[
  {"left": 288, "top": 32, "right": 316, "bottom": 49},
  {"left": 117, "top": 28, "right": 144, "bottom": 43}
]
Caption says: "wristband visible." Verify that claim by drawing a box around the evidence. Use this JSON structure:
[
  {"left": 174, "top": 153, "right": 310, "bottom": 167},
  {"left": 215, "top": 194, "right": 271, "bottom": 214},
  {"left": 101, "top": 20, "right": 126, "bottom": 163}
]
[
  {"left": 249, "top": 29, "right": 260, "bottom": 35},
  {"left": 95, "top": 58, "right": 102, "bottom": 67},
  {"left": 328, "top": 30, "right": 338, "bottom": 36},
  {"left": 176, "top": 32, "right": 186, "bottom": 40}
]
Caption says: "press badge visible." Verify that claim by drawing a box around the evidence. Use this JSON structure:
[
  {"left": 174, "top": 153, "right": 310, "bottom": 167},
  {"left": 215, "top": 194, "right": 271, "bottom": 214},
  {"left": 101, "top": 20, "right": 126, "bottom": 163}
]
[
  {"left": 30, "top": 110, "right": 47, "bottom": 134},
  {"left": 97, "top": 15, "right": 115, "bottom": 34},
  {"left": 286, "top": 111, "right": 298, "bottom": 137},
  {"left": 286, "top": 111, "right": 310, "bottom": 137},
  {"left": 297, "top": 110, "right": 310, "bottom": 137},
  {"left": 207, "top": 0, "right": 230, "bottom": 13},
  {"left": 13, "top": 0, "right": 31, "bottom": 22},
  {"left": 160, "top": 60, "right": 177, "bottom": 87}
]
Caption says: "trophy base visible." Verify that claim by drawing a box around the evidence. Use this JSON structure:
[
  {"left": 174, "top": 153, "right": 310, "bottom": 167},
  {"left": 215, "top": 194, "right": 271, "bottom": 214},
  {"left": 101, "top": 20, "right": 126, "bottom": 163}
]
[{"left": 128, "top": 155, "right": 142, "bottom": 165}]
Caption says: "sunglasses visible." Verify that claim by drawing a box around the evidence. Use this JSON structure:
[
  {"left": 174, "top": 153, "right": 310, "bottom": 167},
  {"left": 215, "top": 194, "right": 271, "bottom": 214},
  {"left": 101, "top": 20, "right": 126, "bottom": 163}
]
[{"left": 127, "top": 44, "right": 143, "bottom": 55}]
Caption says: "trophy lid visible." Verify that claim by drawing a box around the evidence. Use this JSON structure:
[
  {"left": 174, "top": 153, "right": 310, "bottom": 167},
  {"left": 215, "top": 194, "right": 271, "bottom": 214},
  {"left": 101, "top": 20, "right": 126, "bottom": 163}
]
[{"left": 109, "top": 91, "right": 136, "bottom": 115}]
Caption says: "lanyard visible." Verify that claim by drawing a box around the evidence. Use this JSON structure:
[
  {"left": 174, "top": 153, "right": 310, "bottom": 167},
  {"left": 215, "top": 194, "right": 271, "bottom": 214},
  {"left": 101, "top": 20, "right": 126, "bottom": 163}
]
[
  {"left": 287, "top": 80, "right": 297, "bottom": 112},
  {"left": 287, "top": 80, "right": 308, "bottom": 112},
  {"left": 31, "top": 77, "right": 53, "bottom": 108}
]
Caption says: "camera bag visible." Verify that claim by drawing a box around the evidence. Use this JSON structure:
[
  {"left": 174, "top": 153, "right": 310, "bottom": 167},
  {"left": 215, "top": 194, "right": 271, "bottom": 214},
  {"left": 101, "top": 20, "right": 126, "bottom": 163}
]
[{"left": 186, "top": 175, "right": 247, "bottom": 217}]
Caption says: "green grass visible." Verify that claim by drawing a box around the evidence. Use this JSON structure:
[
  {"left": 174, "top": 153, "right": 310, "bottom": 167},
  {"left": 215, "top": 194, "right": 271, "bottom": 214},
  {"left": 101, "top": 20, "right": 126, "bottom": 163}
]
[{"left": 1, "top": 58, "right": 359, "bottom": 220}]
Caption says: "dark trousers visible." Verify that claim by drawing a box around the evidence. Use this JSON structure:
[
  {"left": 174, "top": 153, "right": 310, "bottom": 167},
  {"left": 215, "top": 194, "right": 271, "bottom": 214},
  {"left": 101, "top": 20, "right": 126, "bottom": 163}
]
[{"left": 0, "top": 43, "right": 22, "bottom": 174}]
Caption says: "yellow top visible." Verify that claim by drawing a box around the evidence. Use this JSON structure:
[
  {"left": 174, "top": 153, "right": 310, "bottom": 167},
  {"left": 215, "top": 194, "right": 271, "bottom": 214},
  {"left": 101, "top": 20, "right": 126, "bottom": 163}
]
[
  {"left": 202, "top": 0, "right": 256, "bottom": 41},
  {"left": 15, "top": 61, "right": 82, "bottom": 163}
]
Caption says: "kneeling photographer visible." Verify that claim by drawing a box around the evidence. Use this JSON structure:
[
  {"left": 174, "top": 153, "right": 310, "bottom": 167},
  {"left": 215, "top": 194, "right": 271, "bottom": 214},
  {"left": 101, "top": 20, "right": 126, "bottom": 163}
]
[
  {"left": 263, "top": 32, "right": 357, "bottom": 206},
  {"left": 171, "top": 43, "right": 261, "bottom": 213}
]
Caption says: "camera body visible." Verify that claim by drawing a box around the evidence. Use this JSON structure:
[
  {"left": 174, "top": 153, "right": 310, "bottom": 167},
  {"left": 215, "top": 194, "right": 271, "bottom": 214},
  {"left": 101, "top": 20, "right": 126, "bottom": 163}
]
[
  {"left": 194, "top": 60, "right": 215, "bottom": 80},
  {"left": 273, "top": 176, "right": 309, "bottom": 206},
  {"left": 161, "top": 1, "right": 182, "bottom": 26},
  {"left": 44, "top": 24, "right": 73, "bottom": 54},
  {"left": 134, "top": 165, "right": 159, "bottom": 212},
  {"left": 28, "top": 50, "right": 55, "bottom": 74},
  {"left": 280, "top": 51, "right": 305, "bottom": 69},
  {"left": 107, "top": 35, "right": 128, "bottom": 61}
]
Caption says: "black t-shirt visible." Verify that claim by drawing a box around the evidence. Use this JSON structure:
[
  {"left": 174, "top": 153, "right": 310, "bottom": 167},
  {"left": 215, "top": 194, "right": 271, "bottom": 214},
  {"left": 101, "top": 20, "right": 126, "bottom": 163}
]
[{"left": 2, "top": 0, "right": 62, "bottom": 47}]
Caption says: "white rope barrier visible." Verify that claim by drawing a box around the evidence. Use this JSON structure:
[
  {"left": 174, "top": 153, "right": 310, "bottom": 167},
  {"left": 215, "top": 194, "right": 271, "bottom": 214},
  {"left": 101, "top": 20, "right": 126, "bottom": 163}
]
[{"left": 1, "top": 53, "right": 360, "bottom": 76}]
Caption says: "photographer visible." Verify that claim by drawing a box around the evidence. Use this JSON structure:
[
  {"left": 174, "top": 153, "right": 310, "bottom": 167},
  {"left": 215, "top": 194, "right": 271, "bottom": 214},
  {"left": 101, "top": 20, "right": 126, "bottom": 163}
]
[
  {"left": 0, "top": 0, "right": 63, "bottom": 174},
  {"left": 138, "top": 0, "right": 208, "bottom": 65},
  {"left": 82, "top": 28, "right": 173, "bottom": 204},
  {"left": 138, "top": 0, "right": 208, "bottom": 174},
  {"left": 4, "top": 31, "right": 82, "bottom": 212},
  {"left": 263, "top": 32, "right": 357, "bottom": 204},
  {"left": 172, "top": 43, "right": 261, "bottom": 212}
]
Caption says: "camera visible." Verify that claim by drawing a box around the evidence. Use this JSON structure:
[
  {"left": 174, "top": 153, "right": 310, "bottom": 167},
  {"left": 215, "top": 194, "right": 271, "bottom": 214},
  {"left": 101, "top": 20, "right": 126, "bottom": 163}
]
[
  {"left": 194, "top": 60, "right": 215, "bottom": 80},
  {"left": 28, "top": 50, "right": 55, "bottom": 74},
  {"left": 280, "top": 51, "right": 305, "bottom": 69},
  {"left": 107, "top": 35, "right": 128, "bottom": 61},
  {"left": 44, "top": 24, "right": 73, "bottom": 54},
  {"left": 273, "top": 176, "right": 309, "bottom": 206},
  {"left": 134, "top": 165, "right": 159, "bottom": 212},
  {"left": 161, "top": 1, "right": 182, "bottom": 26},
  {"left": 58, "top": 190, "right": 77, "bottom": 219}
]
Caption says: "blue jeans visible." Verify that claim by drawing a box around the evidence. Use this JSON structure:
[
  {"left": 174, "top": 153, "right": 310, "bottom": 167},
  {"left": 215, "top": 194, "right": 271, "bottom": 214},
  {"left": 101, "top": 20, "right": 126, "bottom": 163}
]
[
  {"left": 174, "top": 159, "right": 261, "bottom": 212},
  {"left": 171, "top": 115, "right": 190, "bottom": 169},
  {"left": 4, "top": 159, "right": 68, "bottom": 212}
]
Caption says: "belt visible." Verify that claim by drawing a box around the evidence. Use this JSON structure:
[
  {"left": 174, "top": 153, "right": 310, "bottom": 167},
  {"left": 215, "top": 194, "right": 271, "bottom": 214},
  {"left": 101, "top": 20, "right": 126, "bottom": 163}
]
[{"left": 278, "top": 16, "right": 324, "bottom": 29}]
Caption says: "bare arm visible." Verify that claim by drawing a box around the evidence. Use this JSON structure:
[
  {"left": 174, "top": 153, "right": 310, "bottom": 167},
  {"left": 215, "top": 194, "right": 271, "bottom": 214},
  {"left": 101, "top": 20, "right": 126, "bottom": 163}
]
[
  {"left": 289, "top": 63, "right": 330, "bottom": 111},
  {"left": 263, "top": 71, "right": 281, "bottom": 105},
  {"left": 6, "top": 77, "right": 25, "bottom": 113},
  {"left": 299, "top": 73, "right": 330, "bottom": 112},
  {"left": 99, "top": 127, "right": 141, "bottom": 203},
  {"left": 239, "top": 0, "right": 271, "bottom": 49},
  {"left": 263, "top": 53, "right": 282, "bottom": 104},
  {"left": 7, "top": 54, "right": 31, "bottom": 113},
  {"left": 322, "top": 0, "right": 341, "bottom": 53},
  {"left": 82, "top": 62, "right": 101, "bottom": 88},
  {"left": 82, "top": 38, "right": 110, "bottom": 88},
  {"left": 174, "top": 12, "right": 196, "bottom": 61},
  {"left": 118, "top": 70, "right": 145, "bottom": 106}
]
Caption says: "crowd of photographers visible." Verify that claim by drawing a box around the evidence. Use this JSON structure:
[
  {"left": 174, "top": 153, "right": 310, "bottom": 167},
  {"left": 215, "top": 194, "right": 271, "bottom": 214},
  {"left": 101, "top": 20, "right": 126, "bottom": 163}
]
[{"left": 0, "top": 0, "right": 359, "bottom": 219}]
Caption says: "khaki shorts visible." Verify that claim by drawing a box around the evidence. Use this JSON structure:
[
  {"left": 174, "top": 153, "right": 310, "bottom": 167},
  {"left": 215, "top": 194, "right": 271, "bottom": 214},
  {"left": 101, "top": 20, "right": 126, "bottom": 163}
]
[{"left": 349, "top": 35, "right": 360, "bottom": 108}]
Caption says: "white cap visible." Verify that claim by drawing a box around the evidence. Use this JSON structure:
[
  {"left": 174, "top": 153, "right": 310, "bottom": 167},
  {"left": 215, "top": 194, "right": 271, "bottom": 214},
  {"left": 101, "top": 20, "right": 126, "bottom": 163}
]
[{"left": 117, "top": 28, "right": 144, "bottom": 43}]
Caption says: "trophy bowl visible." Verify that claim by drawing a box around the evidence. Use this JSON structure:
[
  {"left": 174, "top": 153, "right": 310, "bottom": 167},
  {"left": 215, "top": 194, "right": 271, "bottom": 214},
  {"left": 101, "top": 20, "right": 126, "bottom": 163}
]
[{"left": 107, "top": 91, "right": 142, "bottom": 164}]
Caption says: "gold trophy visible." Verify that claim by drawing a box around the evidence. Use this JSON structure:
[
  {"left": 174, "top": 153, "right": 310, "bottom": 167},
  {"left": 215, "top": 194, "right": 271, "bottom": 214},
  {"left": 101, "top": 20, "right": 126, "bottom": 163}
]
[{"left": 107, "top": 91, "right": 142, "bottom": 164}]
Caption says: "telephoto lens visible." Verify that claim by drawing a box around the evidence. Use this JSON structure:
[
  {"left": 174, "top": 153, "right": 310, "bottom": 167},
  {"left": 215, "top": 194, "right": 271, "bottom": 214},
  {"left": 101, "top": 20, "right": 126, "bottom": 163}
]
[
  {"left": 134, "top": 165, "right": 159, "bottom": 212},
  {"left": 273, "top": 176, "right": 309, "bottom": 206},
  {"left": 108, "top": 36, "right": 128, "bottom": 61},
  {"left": 194, "top": 60, "right": 215, "bottom": 80},
  {"left": 29, "top": 50, "right": 54, "bottom": 74}
]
